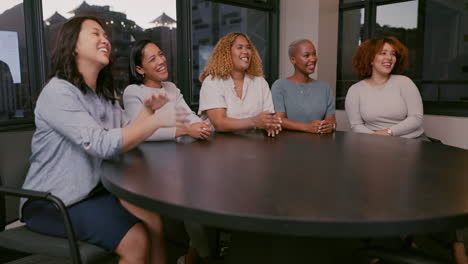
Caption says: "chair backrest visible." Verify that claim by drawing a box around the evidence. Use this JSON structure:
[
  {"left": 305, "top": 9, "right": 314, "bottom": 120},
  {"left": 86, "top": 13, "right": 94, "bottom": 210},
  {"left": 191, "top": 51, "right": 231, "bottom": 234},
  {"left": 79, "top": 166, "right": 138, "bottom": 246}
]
[{"left": 0, "top": 129, "right": 34, "bottom": 226}]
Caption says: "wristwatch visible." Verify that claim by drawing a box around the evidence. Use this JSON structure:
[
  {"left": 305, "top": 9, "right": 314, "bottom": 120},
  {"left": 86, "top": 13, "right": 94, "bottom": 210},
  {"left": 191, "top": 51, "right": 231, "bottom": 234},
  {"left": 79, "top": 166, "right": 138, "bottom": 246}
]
[{"left": 386, "top": 128, "right": 393, "bottom": 135}]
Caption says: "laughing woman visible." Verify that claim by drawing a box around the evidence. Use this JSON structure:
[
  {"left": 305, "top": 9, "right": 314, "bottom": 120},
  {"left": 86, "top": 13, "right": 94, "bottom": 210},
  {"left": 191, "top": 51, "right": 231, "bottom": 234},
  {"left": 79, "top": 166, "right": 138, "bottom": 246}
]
[
  {"left": 20, "top": 16, "right": 178, "bottom": 264},
  {"left": 198, "top": 32, "right": 282, "bottom": 136},
  {"left": 124, "top": 40, "right": 212, "bottom": 141},
  {"left": 271, "top": 39, "right": 336, "bottom": 134},
  {"left": 345, "top": 36, "right": 426, "bottom": 139}
]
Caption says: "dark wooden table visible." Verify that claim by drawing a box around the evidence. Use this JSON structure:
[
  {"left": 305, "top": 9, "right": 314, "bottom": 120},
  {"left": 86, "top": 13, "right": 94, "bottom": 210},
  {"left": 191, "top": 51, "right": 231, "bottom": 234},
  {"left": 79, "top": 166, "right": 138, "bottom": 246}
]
[{"left": 101, "top": 131, "right": 468, "bottom": 238}]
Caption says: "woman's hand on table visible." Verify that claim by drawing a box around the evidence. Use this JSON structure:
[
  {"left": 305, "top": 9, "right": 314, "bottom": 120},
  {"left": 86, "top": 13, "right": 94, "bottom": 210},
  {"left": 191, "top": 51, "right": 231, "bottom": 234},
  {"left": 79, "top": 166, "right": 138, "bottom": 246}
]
[
  {"left": 252, "top": 111, "right": 282, "bottom": 131},
  {"left": 304, "top": 120, "right": 335, "bottom": 134},
  {"left": 187, "top": 121, "right": 212, "bottom": 139},
  {"left": 266, "top": 127, "right": 281, "bottom": 137},
  {"left": 317, "top": 120, "right": 335, "bottom": 134},
  {"left": 374, "top": 129, "right": 392, "bottom": 136},
  {"left": 304, "top": 120, "right": 322, "bottom": 134}
]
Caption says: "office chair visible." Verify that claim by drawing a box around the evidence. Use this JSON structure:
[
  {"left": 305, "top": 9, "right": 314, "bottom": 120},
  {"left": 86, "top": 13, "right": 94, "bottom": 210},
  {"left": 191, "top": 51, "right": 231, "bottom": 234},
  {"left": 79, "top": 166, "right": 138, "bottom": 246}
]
[
  {"left": 359, "top": 247, "right": 450, "bottom": 264},
  {"left": 357, "top": 231, "right": 455, "bottom": 264},
  {"left": 0, "top": 130, "right": 117, "bottom": 264}
]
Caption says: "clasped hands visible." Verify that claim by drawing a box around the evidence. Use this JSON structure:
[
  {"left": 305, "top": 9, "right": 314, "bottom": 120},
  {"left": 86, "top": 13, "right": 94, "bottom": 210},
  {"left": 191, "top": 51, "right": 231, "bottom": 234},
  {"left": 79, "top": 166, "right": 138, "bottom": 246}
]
[
  {"left": 180, "top": 121, "right": 212, "bottom": 140},
  {"left": 251, "top": 111, "right": 282, "bottom": 137},
  {"left": 306, "top": 120, "right": 335, "bottom": 134}
]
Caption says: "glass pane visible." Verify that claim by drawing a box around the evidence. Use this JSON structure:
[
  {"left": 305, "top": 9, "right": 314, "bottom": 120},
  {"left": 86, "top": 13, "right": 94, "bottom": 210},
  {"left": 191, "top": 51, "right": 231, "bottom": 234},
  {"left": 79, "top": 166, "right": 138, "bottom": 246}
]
[
  {"left": 336, "top": 8, "right": 365, "bottom": 109},
  {"left": 420, "top": 0, "right": 468, "bottom": 104},
  {"left": 377, "top": 1, "right": 418, "bottom": 29},
  {"left": 375, "top": 0, "right": 419, "bottom": 78},
  {"left": 191, "top": 0, "right": 270, "bottom": 104},
  {"left": 42, "top": 0, "right": 177, "bottom": 94},
  {"left": 0, "top": 1, "right": 33, "bottom": 121}
]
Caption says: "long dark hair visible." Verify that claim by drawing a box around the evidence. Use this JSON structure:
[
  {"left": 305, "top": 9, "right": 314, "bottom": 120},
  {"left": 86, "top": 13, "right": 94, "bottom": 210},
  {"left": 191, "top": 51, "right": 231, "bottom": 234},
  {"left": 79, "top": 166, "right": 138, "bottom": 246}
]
[
  {"left": 128, "top": 39, "right": 153, "bottom": 85},
  {"left": 48, "top": 16, "right": 116, "bottom": 102}
]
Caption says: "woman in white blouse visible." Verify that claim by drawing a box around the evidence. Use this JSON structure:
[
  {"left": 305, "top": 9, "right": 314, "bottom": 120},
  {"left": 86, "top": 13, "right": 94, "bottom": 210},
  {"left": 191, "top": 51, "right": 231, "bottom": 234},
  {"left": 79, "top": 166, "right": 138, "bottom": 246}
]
[
  {"left": 124, "top": 40, "right": 212, "bottom": 141},
  {"left": 198, "top": 32, "right": 282, "bottom": 136}
]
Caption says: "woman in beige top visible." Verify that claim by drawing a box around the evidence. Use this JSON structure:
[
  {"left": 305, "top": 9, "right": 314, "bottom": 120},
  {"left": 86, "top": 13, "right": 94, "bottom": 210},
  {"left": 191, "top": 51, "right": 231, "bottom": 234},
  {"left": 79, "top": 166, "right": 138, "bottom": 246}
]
[
  {"left": 198, "top": 32, "right": 282, "bottom": 136},
  {"left": 345, "top": 36, "right": 426, "bottom": 139},
  {"left": 346, "top": 37, "right": 466, "bottom": 263}
]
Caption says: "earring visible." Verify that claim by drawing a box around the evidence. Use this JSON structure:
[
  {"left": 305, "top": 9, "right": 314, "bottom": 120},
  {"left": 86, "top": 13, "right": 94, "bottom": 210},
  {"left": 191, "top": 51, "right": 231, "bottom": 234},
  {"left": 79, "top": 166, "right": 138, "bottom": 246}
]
[{"left": 72, "top": 51, "right": 77, "bottom": 56}]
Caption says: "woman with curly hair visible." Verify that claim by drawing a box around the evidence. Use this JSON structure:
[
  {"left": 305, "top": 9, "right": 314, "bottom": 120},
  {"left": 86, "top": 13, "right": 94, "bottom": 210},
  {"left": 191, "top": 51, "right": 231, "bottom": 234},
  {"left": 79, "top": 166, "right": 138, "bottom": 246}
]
[
  {"left": 345, "top": 36, "right": 426, "bottom": 139},
  {"left": 198, "top": 32, "right": 282, "bottom": 136}
]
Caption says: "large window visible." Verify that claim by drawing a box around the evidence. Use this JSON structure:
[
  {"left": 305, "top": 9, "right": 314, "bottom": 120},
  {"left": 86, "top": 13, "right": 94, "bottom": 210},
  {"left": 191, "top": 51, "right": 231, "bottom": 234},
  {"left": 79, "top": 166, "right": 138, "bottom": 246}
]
[
  {"left": 337, "top": 0, "right": 468, "bottom": 117},
  {"left": 0, "top": 1, "right": 33, "bottom": 126},
  {"left": 0, "top": 0, "right": 278, "bottom": 130},
  {"left": 189, "top": 0, "right": 277, "bottom": 104},
  {"left": 42, "top": 0, "right": 178, "bottom": 93}
]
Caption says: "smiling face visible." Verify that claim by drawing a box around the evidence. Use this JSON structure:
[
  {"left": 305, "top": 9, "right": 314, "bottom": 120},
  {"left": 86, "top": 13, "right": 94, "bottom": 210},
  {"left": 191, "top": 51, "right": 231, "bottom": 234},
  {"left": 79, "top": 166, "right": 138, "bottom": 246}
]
[
  {"left": 136, "top": 42, "right": 168, "bottom": 87},
  {"left": 74, "top": 19, "right": 111, "bottom": 72},
  {"left": 290, "top": 41, "right": 317, "bottom": 75},
  {"left": 372, "top": 42, "right": 397, "bottom": 77},
  {"left": 231, "top": 35, "right": 252, "bottom": 73}
]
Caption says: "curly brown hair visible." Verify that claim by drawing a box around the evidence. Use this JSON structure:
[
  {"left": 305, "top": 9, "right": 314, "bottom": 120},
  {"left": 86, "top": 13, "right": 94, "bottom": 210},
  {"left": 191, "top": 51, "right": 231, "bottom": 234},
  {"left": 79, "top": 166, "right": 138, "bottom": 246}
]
[
  {"left": 199, "top": 32, "right": 263, "bottom": 82},
  {"left": 352, "top": 36, "right": 408, "bottom": 78}
]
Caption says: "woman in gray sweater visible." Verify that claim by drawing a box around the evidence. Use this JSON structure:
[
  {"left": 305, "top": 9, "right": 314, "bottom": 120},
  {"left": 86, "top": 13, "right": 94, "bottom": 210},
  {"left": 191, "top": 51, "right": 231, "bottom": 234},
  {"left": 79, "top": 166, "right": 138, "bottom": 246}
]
[
  {"left": 345, "top": 36, "right": 425, "bottom": 139},
  {"left": 21, "top": 16, "right": 179, "bottom": 264}
]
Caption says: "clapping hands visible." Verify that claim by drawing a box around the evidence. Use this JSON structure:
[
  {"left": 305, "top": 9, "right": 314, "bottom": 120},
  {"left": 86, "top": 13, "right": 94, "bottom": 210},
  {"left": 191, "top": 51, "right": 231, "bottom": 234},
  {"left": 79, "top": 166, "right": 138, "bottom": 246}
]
[
  {"left": 152, "top": 104, "right": 190, "bottom": 128},
  {"left": 144, "top": 91, "right": 170, "bottom": 111}
]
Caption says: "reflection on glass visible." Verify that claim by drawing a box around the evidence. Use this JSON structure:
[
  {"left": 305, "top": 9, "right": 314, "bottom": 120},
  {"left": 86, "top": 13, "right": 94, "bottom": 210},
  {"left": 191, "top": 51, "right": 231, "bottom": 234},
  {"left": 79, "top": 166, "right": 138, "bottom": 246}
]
[
  {"left": 336, "top": 8, "right": 364, "bottom": 108},
  {"left": 375, "top": 0, "right": 419, "bottom": 79},
  {"left": 0, "top": 0, "right": 32, "bottom": 121},
  {"left": 41, "top": 0, "right": 177, "bottom": 94},
  {"left": 376, "top": 1, "right": 418, "bottom": 30},
  {"left": 191, "top": 0, "right": 270, "bottom": 104},
  {"left": 338, "top": 0, "right": 468, "bottom": 112},
  {"left": 420, "top": 0, "right": 468, "bottom": 103}
]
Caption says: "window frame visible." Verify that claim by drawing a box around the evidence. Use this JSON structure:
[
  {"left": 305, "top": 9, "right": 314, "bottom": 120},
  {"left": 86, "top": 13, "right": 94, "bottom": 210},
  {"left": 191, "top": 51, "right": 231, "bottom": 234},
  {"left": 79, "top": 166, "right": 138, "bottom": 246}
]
[
  {"left": 177, "top": 0, "right": 279, "bottom": 107},
  {"left": 0, "top": 0, "right": 279, "bottom": 130},
  {"left": 337, "top": 0, "right": 468, "bottom": 117},
  {"left": 0, "top": 0, "right": 46, "bottom": 131}
]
